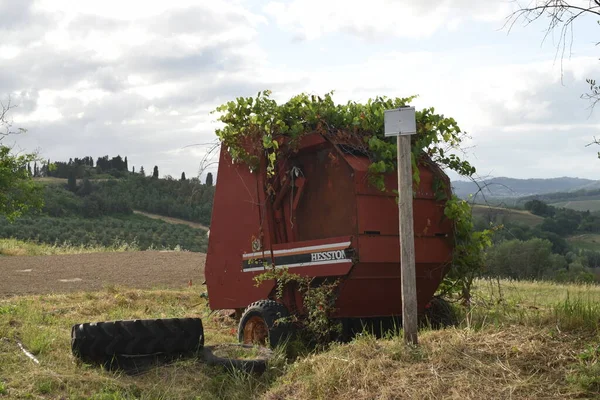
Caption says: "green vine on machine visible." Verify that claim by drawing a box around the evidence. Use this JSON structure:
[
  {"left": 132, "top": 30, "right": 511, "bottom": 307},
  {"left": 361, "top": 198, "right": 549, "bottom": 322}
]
[{"left": 213, "top": 90, "right": 493, "bottom": 305}]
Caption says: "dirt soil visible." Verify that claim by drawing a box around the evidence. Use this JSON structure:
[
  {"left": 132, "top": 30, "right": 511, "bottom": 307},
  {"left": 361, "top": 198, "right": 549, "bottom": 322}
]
[{"left": 0, "top": 251, "right": 205, "bottom": 297}]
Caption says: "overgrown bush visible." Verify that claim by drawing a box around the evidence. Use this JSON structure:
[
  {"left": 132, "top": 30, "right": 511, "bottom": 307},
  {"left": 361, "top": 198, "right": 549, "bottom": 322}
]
[{"left": 214, "top": 91, "right": 493, "bottom": 303}]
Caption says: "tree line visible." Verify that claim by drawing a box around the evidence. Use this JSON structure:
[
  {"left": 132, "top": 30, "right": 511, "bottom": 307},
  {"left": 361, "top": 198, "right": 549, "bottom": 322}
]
[
  {"left": 0, "top": 173, "right": 212, "bottom": 251},
  {"left": 476, "top": 200, "right": 600, "bottom": 283},
  {"left": 26, "top": 153, "right": 215, "bottom": 187}
]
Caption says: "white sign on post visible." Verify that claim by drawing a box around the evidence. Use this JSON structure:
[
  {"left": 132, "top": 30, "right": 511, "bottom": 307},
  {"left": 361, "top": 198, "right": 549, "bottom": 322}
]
[
  {"left": 384, "top": 106, "right": 418, "bottom": 345},
  {"left": 384, "top": 106, "right": 416, "bottom": 137}
]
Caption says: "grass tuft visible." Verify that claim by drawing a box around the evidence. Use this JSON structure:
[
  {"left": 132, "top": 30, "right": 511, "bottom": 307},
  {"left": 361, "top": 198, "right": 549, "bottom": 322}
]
[{"left": 0, "top": 238, "right": 141, "bottom": 256}]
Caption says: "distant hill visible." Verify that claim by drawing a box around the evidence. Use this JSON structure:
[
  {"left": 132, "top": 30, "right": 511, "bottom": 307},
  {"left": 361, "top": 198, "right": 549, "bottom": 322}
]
[
  {"left": 471, "top": 204, "right": 544, "bottom": 227},
  {"left": 514, "top": 186, "right": 600, "bottom": 212},
  {"left": 452, "top": 177, "right": 598, "bottom": 200}
]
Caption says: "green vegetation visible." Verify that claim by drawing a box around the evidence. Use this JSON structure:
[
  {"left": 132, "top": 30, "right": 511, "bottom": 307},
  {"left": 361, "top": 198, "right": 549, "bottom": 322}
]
[
  {"left": 472, "top": 198, "right": 600, "bottom": 283},
  {"left": 1, "top": 280, "right": 599, "bottom": 399},
  {"left": 36, "top": 170, "right": 214, "bottom": 225},
  {"left": 215, "top": 90, "right": 492, "bottom": 301},
  {"left": 88, "top": 174, "right": 214, "bottom": 225},
  {"left": 0, "top": 161, "right": 213, "bottom": 252},
  {"left": 0, "top": 238, "right": 141, "bottom": 256},
  {"left": 551, "top": 199, "right": 600, "bottom": 212},
  {"left": 567, "top": 234, "right": 600, "bottom": 252},
  {"left": 0, "top": 103, "right": 44, "bottom": 221},
  {"left": 485, "top": 238, "right": 596, "bottom": 283},
  {"left": 472, "top": 204, "right": 543, "bottom": 227},
  {"left": 519, "top": 188, "right": 600, "bottom": 212},
  {"left": 213, "top": 91, "right": 475, "bottom": 184},
  {"left": 0, "top": 214, "right": 207, "bottom": 252}
]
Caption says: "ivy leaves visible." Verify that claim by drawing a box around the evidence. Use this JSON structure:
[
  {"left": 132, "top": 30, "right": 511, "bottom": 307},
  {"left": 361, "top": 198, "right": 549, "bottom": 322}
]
[
  {"left": 213, "top": 90, "right": 492, "bottom": 303},
  {"left": 213, "top": 90, "right": 475, "bottom": 189}
]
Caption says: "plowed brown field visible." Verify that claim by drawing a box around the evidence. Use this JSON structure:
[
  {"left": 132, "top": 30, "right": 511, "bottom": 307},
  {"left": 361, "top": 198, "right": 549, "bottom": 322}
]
[{"left": 0, "top": 251, "right": 205, "bottom": 297}]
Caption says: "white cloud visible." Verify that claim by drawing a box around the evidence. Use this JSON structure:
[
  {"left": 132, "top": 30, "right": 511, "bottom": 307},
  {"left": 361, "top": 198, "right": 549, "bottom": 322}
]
[
  {"left": 248, "top": 50, "right": 600, "bottom": 179},
  {"left": 264, "top": 0, "right": 512, "bottom": 40},
  {"left": 4, "top": 0, "right": 600, "bottom": 182}
]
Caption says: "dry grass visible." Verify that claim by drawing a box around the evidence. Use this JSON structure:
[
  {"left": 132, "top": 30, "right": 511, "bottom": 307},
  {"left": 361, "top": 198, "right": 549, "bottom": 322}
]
[
  {"left": 265, "top": 327, "right": 588, "bottom": 400},
  {"left": 264, "top": 279, "right": 600, "bottom": 400},
  {"left": 0, "top": 238, "right": 160, "bottom": 256},
  {"left": 0, "top": 287, "right": 288, "bottom": 399},
  {"left": 0, "top": 278, "right": 599, "bottom": 399}
]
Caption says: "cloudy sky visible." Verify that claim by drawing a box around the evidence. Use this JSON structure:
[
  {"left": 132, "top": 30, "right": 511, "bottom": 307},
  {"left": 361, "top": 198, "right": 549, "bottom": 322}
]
[{"left": 2, "top": 0, "right": 600, "bottom": 181}]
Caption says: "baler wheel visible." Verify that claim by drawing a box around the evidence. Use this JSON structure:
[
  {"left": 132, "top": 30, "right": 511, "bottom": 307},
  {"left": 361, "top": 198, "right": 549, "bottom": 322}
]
[
  {"left": 420, "top": 297, "right": 458, "bottom": 329},
  {"left": 71, "top": 318, "right": 204, "bottom": 363},
  {"left": 238, "top": 300, "right": 291, "bottom": 348}
]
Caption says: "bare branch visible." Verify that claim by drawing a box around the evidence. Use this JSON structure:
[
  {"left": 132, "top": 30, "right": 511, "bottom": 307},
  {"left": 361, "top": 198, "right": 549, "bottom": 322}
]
[
  {"left": 504, "top": 1, "right": 600, "bottom": 99},
  {"left": 0, "top": 96, "right": 28, "bottom": 143}
]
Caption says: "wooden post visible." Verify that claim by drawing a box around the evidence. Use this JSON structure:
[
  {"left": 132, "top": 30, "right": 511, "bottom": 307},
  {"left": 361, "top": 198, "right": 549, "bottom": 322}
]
[{"left": 397, "top": 134, "right": 418, "bottom": 345}]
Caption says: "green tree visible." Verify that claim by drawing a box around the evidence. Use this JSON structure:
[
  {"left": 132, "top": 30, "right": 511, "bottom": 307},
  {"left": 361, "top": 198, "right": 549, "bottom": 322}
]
[
  {"left": 0, "top": 100, "right": 43, "bottom": 220},
  {"left": 205, "top": 172, "right": 213, "bottom": 186},
  {"left": 524, "top": 199, "right": 555, "bottom": 217},
  {"left": 180, "top": 172, "right": 186, "bottom": 181},
  {"left": 152, "top": 165, "right": 159, "bottom": 179},
  {"left": 486, "top": 238, "right": 566, "bottom": 280},
  {"left": 67, "top": 168, "right": 77, "bottom": 192},
  {"left": 77, "top": 178, "right": 93, "bottom": 196}
]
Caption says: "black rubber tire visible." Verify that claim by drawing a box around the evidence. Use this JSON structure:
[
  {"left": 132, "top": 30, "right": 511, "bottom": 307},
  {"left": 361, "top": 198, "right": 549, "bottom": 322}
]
[
  {"left": 71, "top": 318, "right": 204, "bottom": 363},
  {"left": 237, "top": 300, "right": 291, "bottom": 349},
  {"left": 201, "top": 344, "right": 273, "bottom": 374},
  {"left": 420, "top": 297, "right": 458, "bottom": 329}
]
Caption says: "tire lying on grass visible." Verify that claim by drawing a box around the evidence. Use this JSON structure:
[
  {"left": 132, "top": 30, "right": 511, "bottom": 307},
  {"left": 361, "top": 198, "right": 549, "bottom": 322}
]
[
  {"left": 201, "top": 344, "right": 274, "bottom": 374},
  {"left": 71, "top": 318, "right": 204, "bottom": 363}
]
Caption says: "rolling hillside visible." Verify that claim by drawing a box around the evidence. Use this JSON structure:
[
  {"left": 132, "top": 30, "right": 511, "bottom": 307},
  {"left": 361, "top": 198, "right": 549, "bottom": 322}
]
[
  {"left": 550, "top": 200, "right": 600, "bottom": 212},
  {"left": 0, "top": 173, "right": 213, "bottom": 253},
  {"left": 471, "top": 204, "right": 544, "bottom": 227},
  {"left": 567, "top": 234, "right": 600, "bottom": 251},
  {"left": 452, "top": 177, "right": 597, "bottom": 200}
]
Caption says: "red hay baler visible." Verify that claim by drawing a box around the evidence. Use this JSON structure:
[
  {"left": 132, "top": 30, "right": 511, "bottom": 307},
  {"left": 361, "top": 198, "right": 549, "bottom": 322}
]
[{"left": 205, "top": 132, "right": 454, "bottom": 346}]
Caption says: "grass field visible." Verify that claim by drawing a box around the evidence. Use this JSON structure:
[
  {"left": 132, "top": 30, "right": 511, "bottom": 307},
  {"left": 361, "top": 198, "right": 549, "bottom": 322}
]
[
  {"left": 33, "top": 177, "right": 115, "bottom": 186},
  {"left": 0, "top": 214, "right": 208, "bottom": 252},
  {"left": 551, "top": 199, "right": 600, "bottom": 212},
  {"left": 567, "top": 234, "right": 600, "bottom": 252},
  {"left": 0, "top": 238, "right": 140, "bottom": 256},
  {"left": 1, "top": 277, "right": 600, "bottom": 399},
  {"left": 32, "top": 177, "right": 68, "bottom": 185},
  {"left": 471, "top": 204, "right": 544, "bottom": 227}
]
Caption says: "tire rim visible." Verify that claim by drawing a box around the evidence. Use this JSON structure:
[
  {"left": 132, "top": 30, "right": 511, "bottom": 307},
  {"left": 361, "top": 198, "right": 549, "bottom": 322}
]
[{"left": 242, "top": 316, "right": 269, "bottom": 345}]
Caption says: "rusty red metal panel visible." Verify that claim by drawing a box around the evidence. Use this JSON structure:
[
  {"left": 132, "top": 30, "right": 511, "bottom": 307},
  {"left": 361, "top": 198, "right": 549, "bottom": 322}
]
[
  {"left": 205, "top": 148, "right": 274, "bottom": 310},
  {"left": 292, "top": 146, "right": 358, "bottom": 242},
  {"left": 206, "top": 133, "right": 455, "bottom": 319},
  {"left": 333, "top": 262, "right": 449, "bottom": 318},
  {"left": 357, "top": 235, "right": 452, "bottom": 264},
  {"left": 356, "top": 195, "right": 398, "bottom": 235}
]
